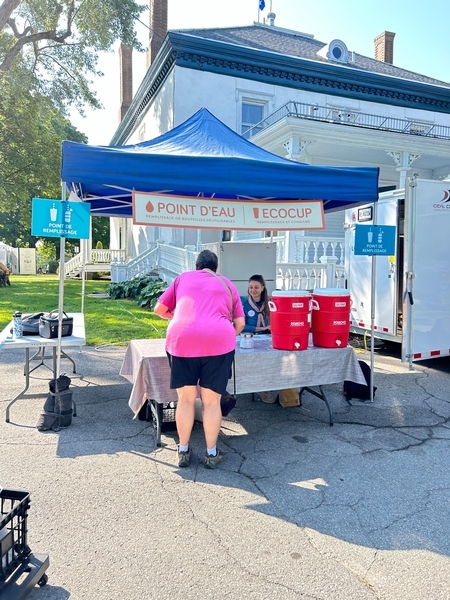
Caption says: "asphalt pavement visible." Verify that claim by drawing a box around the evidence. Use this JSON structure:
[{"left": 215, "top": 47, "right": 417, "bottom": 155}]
[{"left": 1, "top": 339, "right": 450, "bottom": 600}]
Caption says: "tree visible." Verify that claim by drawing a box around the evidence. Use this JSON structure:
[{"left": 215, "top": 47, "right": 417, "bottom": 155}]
[
  {"left": 0, "top": 0, "right": 142, "bottom": 252},
  {"left": 0, "top": 0, "right": 145, "bottom": 113},
  {"left": 92, "top": 217, "right": 110, "bottom": 250},
  {"left": 0, "top": 77, "right": 87, "bottom": 246}
]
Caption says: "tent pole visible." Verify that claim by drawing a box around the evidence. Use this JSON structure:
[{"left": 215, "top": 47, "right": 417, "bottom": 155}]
[
  {"left": 369, "top": 201, "right": 378, "bottom": 403},
  {"left": 81, "top": 238, "right": 86, "bottom": 314},
  {"left": 56, "top": 183, "right": 67, "bottom": 379}
]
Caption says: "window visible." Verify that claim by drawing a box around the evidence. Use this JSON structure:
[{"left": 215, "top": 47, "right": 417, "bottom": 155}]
[
  {"left": 237, "top": 89, "right": 273, "bottom": 138},
  {"left": 241, "top": 102, "right": 265, "bottom": 139}
]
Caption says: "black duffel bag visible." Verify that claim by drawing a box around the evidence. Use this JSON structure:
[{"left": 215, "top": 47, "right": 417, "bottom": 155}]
[{"left": 39, "top": 310, "right": 74, "bottom": 339}]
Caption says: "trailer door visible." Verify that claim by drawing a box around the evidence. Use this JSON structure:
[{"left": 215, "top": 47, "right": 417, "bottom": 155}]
[
  {"left": 346, "top": 198, "right": 398, "bottom": 337},
  {"left": 403, "top": 179, "right": 450, "bottom": 362}
]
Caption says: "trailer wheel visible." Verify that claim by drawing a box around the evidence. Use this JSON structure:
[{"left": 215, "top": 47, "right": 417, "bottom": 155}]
[{"left": 37, "top": 573, "right": 48, "bottom": 587}]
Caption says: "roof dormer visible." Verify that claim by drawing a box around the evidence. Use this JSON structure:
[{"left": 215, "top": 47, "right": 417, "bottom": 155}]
[{"left": 317, "top": 39, "right": 349, "bottom": 63}]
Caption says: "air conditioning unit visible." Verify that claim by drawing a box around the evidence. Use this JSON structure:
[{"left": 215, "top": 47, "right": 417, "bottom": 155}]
[{"left": 408, "top": 122, "right": 431, "bottom": 135}]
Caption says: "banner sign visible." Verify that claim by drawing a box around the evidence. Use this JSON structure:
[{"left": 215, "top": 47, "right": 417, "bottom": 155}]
[
  {"left": 133, "top": 192, "right": 325, "bottom": 231},
  {"left": 31, "top": 198, "right": 90, "bottom": 239}
]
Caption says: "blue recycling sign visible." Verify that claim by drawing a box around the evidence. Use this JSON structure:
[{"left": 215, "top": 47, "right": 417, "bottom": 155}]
[
  {"left": 31, "top": 198, "right": 90, "bottom": 239},
  {"left": 354, "top": 224, "right": 396, "bottom": 256}
]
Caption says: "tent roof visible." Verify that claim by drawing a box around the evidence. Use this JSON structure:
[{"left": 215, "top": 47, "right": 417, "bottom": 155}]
[{"left": 61, "top": 108, "right": 379, "bottom": 217}]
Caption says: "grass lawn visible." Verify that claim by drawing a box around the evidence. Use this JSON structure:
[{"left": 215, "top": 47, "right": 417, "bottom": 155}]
[{"left": 0, "top": 275, "right": 168, "bottom": 347}]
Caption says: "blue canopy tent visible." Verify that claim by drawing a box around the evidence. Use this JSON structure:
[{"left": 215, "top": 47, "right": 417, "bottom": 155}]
[{"left": 61, "top": 108, "right": 379, "bottom": 216}]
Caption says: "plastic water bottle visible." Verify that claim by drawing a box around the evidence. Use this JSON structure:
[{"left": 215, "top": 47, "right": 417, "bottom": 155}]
[{"left": 13, "top": 311, "right": 23, "bottom": 338}]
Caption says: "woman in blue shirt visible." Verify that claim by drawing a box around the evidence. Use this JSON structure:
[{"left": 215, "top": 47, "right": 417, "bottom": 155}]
[
  {"left": 242, "top": 274, "right": 300, "bottom": 407},
  {"left": 242, "top": 274, "right": 274, "bottom": 403},
  {"left": 242, "top": 274, "right": 271, "bottom": 335}
]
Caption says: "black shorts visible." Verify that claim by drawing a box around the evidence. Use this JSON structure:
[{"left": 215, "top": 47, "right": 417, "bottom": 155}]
[{"left": 167, "top": 351, "right": 235, "bottom": 395}]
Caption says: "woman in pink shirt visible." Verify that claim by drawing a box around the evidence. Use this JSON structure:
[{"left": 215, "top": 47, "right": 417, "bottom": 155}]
[{"left": 154, "top": 250, "right": 245, "bottom": 469}]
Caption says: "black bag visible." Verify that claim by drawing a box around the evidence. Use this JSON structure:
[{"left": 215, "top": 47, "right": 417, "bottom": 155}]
[
  {"left": 220, "top": 392, "right": 237, "bottom": 417},
  {"left": 39, "top": 310, "right": 73, "bottom": 339},
  {"left": 343, "top": 360, "right": 377, "bottom": 401},
  {"left": 36, "top": 375, "right": 74, "bottom": 431},
  {"left": 221, "top": 359, "right": 237, "bottom": 417},
  {"left": 9, "top": 312, "right": 45, "bottom": 336}
]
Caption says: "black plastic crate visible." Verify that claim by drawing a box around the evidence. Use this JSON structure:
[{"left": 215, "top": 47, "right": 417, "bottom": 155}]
[
  {"left": 138, "top": 400, "right": 177, "bottom": 431},
  {"left": 0, "top": 489, "right": 31, "bottom": 582},
  {"left": 158, "top": 403, "right": 177, "bottom": 426}
]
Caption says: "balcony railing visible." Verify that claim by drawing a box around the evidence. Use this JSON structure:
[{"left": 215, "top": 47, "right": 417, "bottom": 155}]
[{"left": 244, "top": 100, "right": 450, "bottom": 141}]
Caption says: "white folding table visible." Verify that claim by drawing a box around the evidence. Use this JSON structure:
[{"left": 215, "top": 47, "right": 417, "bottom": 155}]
[{"left": 1, "top": 313, "right": 86, "bottom": 422}]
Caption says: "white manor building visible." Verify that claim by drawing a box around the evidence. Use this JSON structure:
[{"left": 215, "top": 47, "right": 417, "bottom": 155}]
[{"left": 107, "top": 0, "right": 450, "bottom": 271}]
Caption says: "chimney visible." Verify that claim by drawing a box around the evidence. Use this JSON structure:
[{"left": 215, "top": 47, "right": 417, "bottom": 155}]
[
  {"left": 119, "top": 44, "right": 133, "bottom": 122},
  {"left": 374, "top": 31, "right": 395, "bottom": 64},
  {"left": 147, "top": 0, "right": 168, "bottom": 69}
]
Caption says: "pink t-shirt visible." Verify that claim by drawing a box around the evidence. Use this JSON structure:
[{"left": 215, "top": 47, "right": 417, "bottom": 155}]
[{"left": 158, "top": 269, "right": 244, "bottom": 357}]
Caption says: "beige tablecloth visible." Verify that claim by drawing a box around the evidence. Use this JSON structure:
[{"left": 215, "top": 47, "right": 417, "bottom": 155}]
[{"left": 120, "top": 335, "right": 366, "bottom": 416}]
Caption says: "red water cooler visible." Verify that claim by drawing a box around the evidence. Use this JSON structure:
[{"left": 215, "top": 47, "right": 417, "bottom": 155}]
[
  {"left": 311, "top": 288, "right": 351, "bottom": 348},
  {"left": 268, "top": 291, "right": 311, "bottom": 351}
]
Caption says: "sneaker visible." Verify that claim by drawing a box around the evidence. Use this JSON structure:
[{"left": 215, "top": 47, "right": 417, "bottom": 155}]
[
  {"left": 177, "top": 447, "right": 191, "bottom": 468},
  {"left": 204, "top": 448, "right": 226, "bottom": 469},
  {"left": 259, "top": 391, "right": 276, "bottom": 404}
]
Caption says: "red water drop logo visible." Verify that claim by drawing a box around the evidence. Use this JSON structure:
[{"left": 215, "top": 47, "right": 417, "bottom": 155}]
[
  {"left": 253, "top": 207, "right": 259, "bottom": 218},
  {"left": 146, "top": 201, "right": 154, "bottom": 212}
]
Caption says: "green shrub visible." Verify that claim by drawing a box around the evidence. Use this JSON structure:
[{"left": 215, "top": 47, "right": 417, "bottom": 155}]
[
  {"left": 107, "top": 276, "right": 168, "bottom": 309},
  {"left": 47, "top": 260, "right": 58, "bottom": 274},
  {"left": 137, "top": 280, "right": 168, "bottom": 309}
]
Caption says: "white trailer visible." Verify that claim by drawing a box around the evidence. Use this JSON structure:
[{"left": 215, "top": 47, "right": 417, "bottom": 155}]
[{"left": 344, "top": 177, "right": 450, "bottom": 364}]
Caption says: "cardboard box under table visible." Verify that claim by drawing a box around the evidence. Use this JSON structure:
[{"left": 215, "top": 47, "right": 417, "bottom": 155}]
[{"left": 120, "top": 336, "right": 366, "bottom": 446}]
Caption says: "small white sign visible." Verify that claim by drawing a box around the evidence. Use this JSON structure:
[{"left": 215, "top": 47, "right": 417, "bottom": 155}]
[
  {"left": 132, "top": 192, "right": 325, "bottom": 231},
  {"left": 19, "top": 248, "right": 36, "bottom": 275}
]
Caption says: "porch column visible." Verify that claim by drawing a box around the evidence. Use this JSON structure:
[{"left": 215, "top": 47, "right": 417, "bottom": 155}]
[
  {"left": 319, "top": 256, "right": 338, "bottom": 288},
  {"left": 282, "top": 137, "right": 314, "bottom": 262},
  {"left": 386, "top": 151, "right": 420, "bottom": 188},
  {"left": 87, "top": 215, "right": 93, "bottom": 263},
  {"left": 282, "top": 136, "right": 313, "bottom": 162},
  {"left": 284, "top": 231, "right": 302, "bottom": 263}
]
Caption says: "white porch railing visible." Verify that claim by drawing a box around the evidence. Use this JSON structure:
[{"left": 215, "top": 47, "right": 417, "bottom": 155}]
[
  {"left": 293, "top": 237, "right": 344, "bottom": 264},
  {"left": 64, "top": 249, "right": 125, "bottom": 277},
  {"left": 156, "top": 244, "right": 198, "bottom": 282},
  {"left": 110, "top": 244, "right": 158, "bottom": 281},
  {"left": 109, "top": 239, "right": 345, "bottom": 290},
  {"left": 276, "top": 260, "right": 345, "bottom": 290},
  {"left": 257, "top": 235, "right": 344, "bottom": 264},
  {"left": 64, "top": 253, "right": 83, "bottom": 277},
  {"left": 92, "top": 249, "right": 124, "bottom": 264}
]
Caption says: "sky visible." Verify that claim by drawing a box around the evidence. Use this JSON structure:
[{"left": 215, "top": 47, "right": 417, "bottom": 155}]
[{"left": 69, "top": 0, "right": 450, "bottom": 145}]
